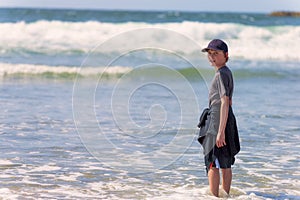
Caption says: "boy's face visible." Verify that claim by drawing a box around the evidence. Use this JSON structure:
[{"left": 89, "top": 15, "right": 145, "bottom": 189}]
[{"left": 207, "top": 49, "right": 228, "bottom": 68}]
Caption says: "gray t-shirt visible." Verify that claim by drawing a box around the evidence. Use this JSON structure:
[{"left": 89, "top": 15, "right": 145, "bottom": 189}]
[{"left": 209, "top": 66, "right": 234, "bottom": 106}]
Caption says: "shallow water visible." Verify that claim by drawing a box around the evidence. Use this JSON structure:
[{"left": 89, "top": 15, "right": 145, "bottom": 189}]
[{"left": 1, "top": 70, "right": 299, "bottom": 199}]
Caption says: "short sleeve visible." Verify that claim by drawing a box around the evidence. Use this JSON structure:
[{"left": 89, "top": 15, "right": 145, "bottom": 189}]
[{"left": 217, "top": 72, "right": 230, "bottom": 97}]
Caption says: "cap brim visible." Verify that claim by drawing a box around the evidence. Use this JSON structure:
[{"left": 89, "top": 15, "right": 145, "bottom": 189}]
[
  {"left": 201, "top": 48, "right": 209, "bottom": 52},
  {"left": 201, "top": 47, "right": 220, "bottom": 52}
]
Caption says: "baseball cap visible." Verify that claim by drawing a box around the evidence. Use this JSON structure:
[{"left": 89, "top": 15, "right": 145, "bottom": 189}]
[{"left": 202, "top": 39, "right": 228, "bottom": 53}]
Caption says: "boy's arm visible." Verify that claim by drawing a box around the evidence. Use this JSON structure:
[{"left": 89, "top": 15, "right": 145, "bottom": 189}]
[{"left": 216, "top": 95, "right": 229, "bottom": 148}]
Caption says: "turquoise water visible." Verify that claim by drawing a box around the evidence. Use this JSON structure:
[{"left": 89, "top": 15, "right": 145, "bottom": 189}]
[
  {"left": 1, "top": 8, "right": 300, "bottom": 26},
  {"left": 0, "top": 8, "right": 299, "bottom": 199}
]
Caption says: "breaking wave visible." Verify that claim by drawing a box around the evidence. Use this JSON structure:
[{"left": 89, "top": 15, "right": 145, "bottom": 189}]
[{"left": 0, "top": 20, "right": 300, "bottom": 61}]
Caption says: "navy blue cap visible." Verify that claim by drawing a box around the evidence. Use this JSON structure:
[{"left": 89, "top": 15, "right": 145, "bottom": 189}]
[{"left": 202, "top": 39, "right": 228, "bottom": 53}]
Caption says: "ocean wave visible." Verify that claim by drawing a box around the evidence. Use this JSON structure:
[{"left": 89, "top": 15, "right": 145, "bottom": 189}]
[
  {"left": 0, "top": 21, "right": 300, "bottom": 61},
  {"left": 1, "top": 63, "right": 297, "bottom": 80},
  {"left": 0, "top": 63, "right": 132, "bottom": 78}
]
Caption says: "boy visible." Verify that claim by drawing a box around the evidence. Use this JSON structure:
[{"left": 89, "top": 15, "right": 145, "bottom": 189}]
[{"left": 201, "top": 39, "right": 240, "bottom": 197}]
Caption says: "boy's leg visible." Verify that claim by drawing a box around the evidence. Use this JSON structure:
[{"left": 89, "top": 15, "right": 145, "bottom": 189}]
[
  {"left": 221, "top": 168, "right": 232, "bottom": 194},
  {"left": 208, "top": 167, "right": 220, "bottom": 197}
]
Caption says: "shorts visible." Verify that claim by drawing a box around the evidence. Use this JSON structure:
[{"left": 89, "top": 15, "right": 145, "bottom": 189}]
[{"left": 204, "top": 151, "right": 235, "bottom": 173}]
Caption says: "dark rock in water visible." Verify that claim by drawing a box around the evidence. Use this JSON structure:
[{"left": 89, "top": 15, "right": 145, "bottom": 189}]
[{"left": 269, "top": 11, "right": 300, "bottom": 17}]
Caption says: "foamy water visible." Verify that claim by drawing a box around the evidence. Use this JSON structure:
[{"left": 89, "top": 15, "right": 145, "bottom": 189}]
[
  {"left": 0, "top": 21, "right": 300, "bottom": 61},
  {"left": 1, "top": 74, "right": 299, "bottom": 199},
  {"left": 0, "top": 63, "right": 132, "bottom": 77}
]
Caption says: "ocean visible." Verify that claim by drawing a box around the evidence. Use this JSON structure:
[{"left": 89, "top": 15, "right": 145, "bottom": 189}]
[{"left": 0, "top": 8, "right": 300, "bottom": 199}]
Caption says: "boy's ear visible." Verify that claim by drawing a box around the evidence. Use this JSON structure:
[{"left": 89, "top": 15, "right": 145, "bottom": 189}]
[
  {"left": 225, "top": 52, "right": 229, "bottom": 58},
  {"left": 224, "top": 52, "right": 229, "bottom": 62}
]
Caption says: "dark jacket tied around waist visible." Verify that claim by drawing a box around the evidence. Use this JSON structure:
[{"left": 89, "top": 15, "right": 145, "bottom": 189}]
[{"left": 197, "top": 105, "right": 240, "bottom": 163}]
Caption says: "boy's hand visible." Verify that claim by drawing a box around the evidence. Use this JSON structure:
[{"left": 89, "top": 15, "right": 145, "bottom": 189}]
[{"left": 216, "top": 131, "right": 226, "bottom": 148}]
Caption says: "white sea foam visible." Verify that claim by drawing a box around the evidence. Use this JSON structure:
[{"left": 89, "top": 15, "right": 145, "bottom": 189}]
[
  {"left": 1, "top": 158, "right": 298, "bottom": 199},
  {"left": 0, "top": 21, "right": 299, "bottom": 61},
  {"left": 0, "top": 62, "right": 132, "bottom": 77},
  {"left": 0, "top": 188, "right": 19, "bottom": 199},
  {"left": 56, "top": 172, "right": 82, "bottom": 182},
  {"left": 29, "top": 164, "right": 61, "bottom": 172},
  {"left": 0, "top": 159, "right": 14, "bottom": 165}
]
